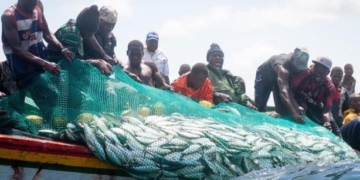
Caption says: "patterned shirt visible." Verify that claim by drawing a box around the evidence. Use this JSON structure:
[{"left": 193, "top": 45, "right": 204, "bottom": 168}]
[
  {"left": 2, "top": 4, "right": 46, "bottom": 86},
  {"left": 142, "top": 48, "right": 169, "bottom": 77},
  {"left": 47, "top": 19, "right": 83, "bottom": 63},
  {"left": 291, "top": 68, "right": 336, "bottom": 110}
]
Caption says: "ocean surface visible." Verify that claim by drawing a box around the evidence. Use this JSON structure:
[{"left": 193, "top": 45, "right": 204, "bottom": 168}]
[{"left": 233, "top": 160, "right": 360, "bottom": 180}]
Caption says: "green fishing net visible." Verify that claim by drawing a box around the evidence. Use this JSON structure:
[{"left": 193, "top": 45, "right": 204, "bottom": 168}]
[{"left": 0, "top": 59, "right": 357, "bottom": 179}]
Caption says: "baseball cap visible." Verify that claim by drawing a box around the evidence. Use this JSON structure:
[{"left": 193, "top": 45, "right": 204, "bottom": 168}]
[
  {"left": 100, "top": 6, "right": 118, "bottom": 24},
  {"left": 292, "top": 47, "right": 309, "bottom": 71},
  {"left": 146, "top": 32, "right": 159, "bottom": 41},
  {"left": 312, "top": 57, "right": 332, "bottom": 70}
]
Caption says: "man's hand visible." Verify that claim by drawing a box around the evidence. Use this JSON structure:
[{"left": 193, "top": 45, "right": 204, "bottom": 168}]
[
  {"left": 61, "top": 48, "right": 75, "bottom": 62},
  {"left": 96, "top": 60, "right": 113, "bottom": 76},
  {"left": 162, "top": 84, "right": 174, "bottom": 91},
  {"left": 0, "top": 91, "right": 6, "bottom": 98},
  {"left": 124, "top": 70, "right": 142, "bottom": 83},
  {"left": 214, "top": 92, "right": 232, "bottom": 102},
  {"left": 246, "top": 101, "right": 258, "bottom": 110},
  {"left": 292, "top": 113, "right": 305, "bottom": 124},
  {"left": 103, "top": 54, "right": 118, "bottom": 65},
  {"left": 297, "top": 106, "right": 306, "bottom": 115},
  {"left": 43, "top": 61, "right": 60, "bottom": 74},
  {"left": 323, "top": 121, "right": 332, "bottom": 131}
]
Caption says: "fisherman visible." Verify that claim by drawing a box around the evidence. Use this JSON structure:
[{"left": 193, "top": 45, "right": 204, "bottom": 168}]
[
  {"left": 124, "top": 40, "right": 171, "bottom": 90},
  {"left": 178, "top": 64, "right": 191, "bottom": 76},
  {"left": 291, "top": 57, "right": 341, "bottom": 136},
  {"left": 341, "top": 63, "right": 356, "bottom": 95},
  {"left": 82, "top": 6, "right": 141, "bottom": 82},
  {"left": 171, "top": 63, "right": 213, "bottom": 103},
  {"left": 142, "top": 32, "right": 170, "bottom": 84},
  {"left": 342, "top": 93, "right": 360, "bottom": 125},
  {"left": 1, "top": 0, "right": 74, "bottom": 122},
  {"left": 254, "top": 47, "right": 309, "bottom": 123},
  {"left": 341, "top": 117, "right": 360, "bottom": 151},
  {"left": 206, "top": 43, "right": 257, "bottom": 110},
  {"left": 330, "top": 67, "right": 350, "bottom": 127},
  {"left": 47, "top": 5, "right": 113, "bottom": 76}
]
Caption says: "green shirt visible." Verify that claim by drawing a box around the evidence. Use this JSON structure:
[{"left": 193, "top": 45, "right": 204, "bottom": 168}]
[
  {"left": 47, "top": 19, "right": 84, "bottom": 63},
  {"left": 207, "top": 64, "right": 249, "bottom": 105}
]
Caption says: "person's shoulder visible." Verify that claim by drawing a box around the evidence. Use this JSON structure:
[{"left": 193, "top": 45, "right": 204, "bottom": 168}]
[
  {"left": 156, "top": 48, "right": 166, "bottom": 54},
  {"left": 325, "top": 78, "right": 336, "bottom": 91},
  {"left": 1, "top": 5, "right": 15, "bottom": 20}
]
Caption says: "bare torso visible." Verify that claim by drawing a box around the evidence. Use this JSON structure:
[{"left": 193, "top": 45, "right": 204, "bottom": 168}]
[{"left": 124, "top": 63, "right": 154, "bottom": 86}]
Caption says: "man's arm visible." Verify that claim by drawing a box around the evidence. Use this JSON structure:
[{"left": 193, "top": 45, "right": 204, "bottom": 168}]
[
  {"left": 276, "top": 65, "right": 305, "bottom": 123},
  {"left": 38, "top": 1, "right": 74, "bottom": 61},
  {"left": 84, "top": 36, "right": 118, "bottom": 65},
  {"left": 1, "top": 12, "right": 59, "bottom": 74},
  {"left": 144, "top": 61, "right": 165, "bottom": 87},
  {"left": 162, "top": 56, "right": 170, "bottom": 84}
]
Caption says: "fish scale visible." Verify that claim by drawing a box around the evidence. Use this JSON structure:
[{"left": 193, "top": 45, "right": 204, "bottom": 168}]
[
  {"left": 105, "top": 141, "right": 122, "bottom": 166},
  {"left": 83, "top": 124, "right": 107, "bottom": 162},
  {"left": 182, "top": 144, "right": 202, "bottom": 155},
  {"left": 181, "top": 153, "right": 202, "bottom": 163},
  {"left": 176, "top": 165, "right": 205, "bottom": 175},
  {"left": 165, "top": 152, "right": 182, "bottom": 162}
]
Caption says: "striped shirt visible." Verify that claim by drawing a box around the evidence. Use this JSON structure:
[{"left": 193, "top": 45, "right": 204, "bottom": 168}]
[{"left": 2, "top": 4, "right": 46, "bottom": 86}]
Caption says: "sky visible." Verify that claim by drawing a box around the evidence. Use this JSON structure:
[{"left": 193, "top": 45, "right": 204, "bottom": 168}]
[{"left": 1, "top": 0, "right": 360, "bottom": 105}]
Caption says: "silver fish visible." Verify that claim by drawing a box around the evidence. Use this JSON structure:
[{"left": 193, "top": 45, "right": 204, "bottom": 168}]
[{"left": 182, "top": 144, "right": 202, "bottom": 155}]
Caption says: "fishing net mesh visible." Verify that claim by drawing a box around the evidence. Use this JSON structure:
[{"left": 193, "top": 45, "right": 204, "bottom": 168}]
[{"left": 0, "top": 59, "right": 357, "bottom": 179}]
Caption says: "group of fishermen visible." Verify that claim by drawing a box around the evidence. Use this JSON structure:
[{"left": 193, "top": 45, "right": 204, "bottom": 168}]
[{"left": 1, "top": 0, "right": 360, "bottom": 150}]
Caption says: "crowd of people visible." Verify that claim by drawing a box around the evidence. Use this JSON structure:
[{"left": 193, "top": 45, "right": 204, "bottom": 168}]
[{"left": 1, "top": 1, "right": 360, "bottom": 151}]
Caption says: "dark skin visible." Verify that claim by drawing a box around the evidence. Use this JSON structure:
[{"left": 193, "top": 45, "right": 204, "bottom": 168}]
[
  {"left": 146, "top": 39, "right": 170, "bottom": 84},
  {"left": 1, "top": 0, "right": 74, "bottom": 75},
  {"left": 349, "top": 93, "right": 360, "bottom": 112},
  {"left": 207, "top": 51, "right": 257, "bottom": 110},
  {"left": 179, "top": 64, "right": 191, "bottom": 76},
  {"left": 93, "top": 19, "right": 141, "bottom": 81},
  {"left": 207, "top": 52, "right": 232, "bottom": 102},
  {"left": 276, "top": 57, "right": 307, "bottom": 124},
  {"left": 300, "top": 64, "right": 337, "bottom": 133},
  {"left": 342, "top": 64, "right": 355, "bottom": 92},
  {"left": 331, "top": 71, "right": 343, "bottom": 87},
  {"left": 125, "top": 47, "right": 168, "bottom": 89}
]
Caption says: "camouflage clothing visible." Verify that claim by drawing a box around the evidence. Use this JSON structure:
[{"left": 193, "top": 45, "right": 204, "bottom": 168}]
[{"left": 207, "top": 64, "right": 248, "bottom": 105}]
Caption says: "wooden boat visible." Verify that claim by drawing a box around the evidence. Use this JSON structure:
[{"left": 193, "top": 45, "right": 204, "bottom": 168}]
[{"left": 0, "top": 134, "right": 134, "bottom": 180}]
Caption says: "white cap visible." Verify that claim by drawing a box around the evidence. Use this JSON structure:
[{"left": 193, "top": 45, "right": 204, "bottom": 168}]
[
  {"left": 99, "top": 6, "right": 118, "bottom": 24},
  {"left": 312, "top": 56, "right": 332, "bottom": 70}
]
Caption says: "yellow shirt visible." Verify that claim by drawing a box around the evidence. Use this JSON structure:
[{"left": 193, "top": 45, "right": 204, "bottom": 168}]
[{"left": 343, "top": 109, "right": 360, "bottom": 125}]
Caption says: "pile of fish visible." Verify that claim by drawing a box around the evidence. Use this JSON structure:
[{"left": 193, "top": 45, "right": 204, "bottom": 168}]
[{"left": 75, "top": 113, "right": 357, "bottom": 180}]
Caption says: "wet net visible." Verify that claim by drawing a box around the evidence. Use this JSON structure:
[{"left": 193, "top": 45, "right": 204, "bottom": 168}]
[{"left": 0, "top": 59, "right": 357, "bottom": 179}]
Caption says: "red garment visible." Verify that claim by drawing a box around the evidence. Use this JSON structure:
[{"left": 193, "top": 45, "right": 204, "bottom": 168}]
[
  {"left": 171, "top": 74, "right": 213, "bottom": 103},
  {"left": 291, "top": 68, "right": 336, "bottom": 109}
]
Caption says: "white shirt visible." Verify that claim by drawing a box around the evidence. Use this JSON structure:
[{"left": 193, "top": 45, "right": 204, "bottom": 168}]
[{"left": 142, "top": 48, "right": 169, "bottom": 77}]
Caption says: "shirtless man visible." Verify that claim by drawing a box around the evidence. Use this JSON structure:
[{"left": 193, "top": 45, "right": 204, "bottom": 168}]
[
  {"left": 341, "top": 63, "right": 356, "bottom": 95},
  {"left": 124, "top": 40, "right": 170, "bottom": 90}
]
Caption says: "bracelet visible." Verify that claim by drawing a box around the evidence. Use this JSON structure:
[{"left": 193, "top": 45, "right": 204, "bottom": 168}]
[{"left": 61, "top": 48, "right": 68, "bottom": 53}]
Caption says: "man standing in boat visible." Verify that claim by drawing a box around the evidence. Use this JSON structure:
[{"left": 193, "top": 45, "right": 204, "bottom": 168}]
[
  {"left": 291, "top": 57, "right": 341, "bottom": 136},
  {"left": 142, "top": 32, "right": 170, "bottom": 84},
  {"left": 1, "top": 0, "right": 74, "bottom": 122},
  {"left": 124, "top": 40, "right": 171, "bottom": 90},
  {"left": 205, "top": 43, "right": 257, "bottom": 110},
  {"left": 254, "top": 47, "right": 309, "bottom": 123}
]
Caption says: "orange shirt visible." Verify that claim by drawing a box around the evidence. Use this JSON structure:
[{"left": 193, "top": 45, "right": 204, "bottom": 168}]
[{"left": 171, "top": 74, "right": 213, "bottom": 103}]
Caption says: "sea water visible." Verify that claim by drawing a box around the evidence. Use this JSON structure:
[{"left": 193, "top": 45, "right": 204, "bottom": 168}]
[{"left": 233, "top": 160, "right": 360, "bottom": 180}]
